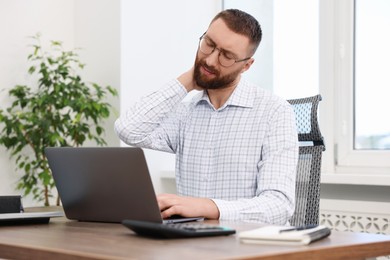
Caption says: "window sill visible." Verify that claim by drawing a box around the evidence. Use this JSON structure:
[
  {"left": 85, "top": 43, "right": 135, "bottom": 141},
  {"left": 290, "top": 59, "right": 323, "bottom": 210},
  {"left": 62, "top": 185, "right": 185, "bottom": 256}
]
[
  {"left": 161, "top": 171, "right": 390, "bottom": 186},
  {"left": 160, "top": 170, "right": 175, "bottom": 180},
  {"left": 321, "top": 173, "right": 390, "bottom": 186}
]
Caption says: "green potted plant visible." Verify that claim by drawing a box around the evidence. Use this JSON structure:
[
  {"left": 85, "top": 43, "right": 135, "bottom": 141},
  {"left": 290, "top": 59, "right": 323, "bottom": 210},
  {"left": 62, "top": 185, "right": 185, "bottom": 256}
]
[{"left": 0, "top": 34, "right": 118, "bottom": 206}]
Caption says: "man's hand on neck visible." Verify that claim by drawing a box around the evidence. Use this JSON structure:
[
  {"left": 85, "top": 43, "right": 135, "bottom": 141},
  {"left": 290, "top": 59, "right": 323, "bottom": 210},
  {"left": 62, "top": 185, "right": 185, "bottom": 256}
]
[
  {"left": 177, "top": 67, "right": 202, "bottom": 92},
  {"left": 177, "top": 67, "right": 240, "bottom": 109}
]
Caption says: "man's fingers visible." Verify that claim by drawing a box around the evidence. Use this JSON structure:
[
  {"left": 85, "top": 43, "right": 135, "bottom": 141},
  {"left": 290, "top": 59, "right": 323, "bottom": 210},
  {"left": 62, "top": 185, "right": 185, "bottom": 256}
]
[
  {"left": 156, "top": 194, "right": 219, "bottom": 219},
  {"left": 160, "top": 207, "right": 177, "bottom": 219},
  {"left": 157, "top": 194, "right": 178, "bottom": 212}
]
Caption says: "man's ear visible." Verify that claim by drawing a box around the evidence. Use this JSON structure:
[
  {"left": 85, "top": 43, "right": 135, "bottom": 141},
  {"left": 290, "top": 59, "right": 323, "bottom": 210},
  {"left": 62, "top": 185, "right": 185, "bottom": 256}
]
[{"left": 241, "top": 58, "right": 255, "bottom": 73}]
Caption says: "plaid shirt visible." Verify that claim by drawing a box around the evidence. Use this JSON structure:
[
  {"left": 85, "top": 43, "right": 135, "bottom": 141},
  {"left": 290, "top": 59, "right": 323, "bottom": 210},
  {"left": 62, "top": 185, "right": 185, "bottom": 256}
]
[{"left": 115, "top": 79, "right": 298, "bottom": 224}]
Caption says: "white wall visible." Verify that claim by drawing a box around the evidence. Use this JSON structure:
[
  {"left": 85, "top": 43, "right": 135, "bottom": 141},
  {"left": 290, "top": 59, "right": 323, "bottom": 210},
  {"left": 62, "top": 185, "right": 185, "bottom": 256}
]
[
  {"left": 120, "top": 0, "right": 222, "bottom": 193},
  {"left": 74, "top": 0, "right": 120, "bottom": 146},
  {"left": 0, "top": 0, "right": 120, "bottom": 206}
]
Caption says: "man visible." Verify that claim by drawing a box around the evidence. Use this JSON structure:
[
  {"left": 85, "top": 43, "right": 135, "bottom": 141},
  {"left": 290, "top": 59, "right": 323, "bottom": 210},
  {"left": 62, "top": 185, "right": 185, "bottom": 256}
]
[{"left": 115, "top": 9, "right": 298, "bottom": 224}]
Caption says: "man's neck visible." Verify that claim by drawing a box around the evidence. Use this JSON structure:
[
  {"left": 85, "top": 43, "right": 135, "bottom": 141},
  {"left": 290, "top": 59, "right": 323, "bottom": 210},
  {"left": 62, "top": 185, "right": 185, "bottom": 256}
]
[{"left": 206, "top": 77, "right": 240, "bottom": 109}]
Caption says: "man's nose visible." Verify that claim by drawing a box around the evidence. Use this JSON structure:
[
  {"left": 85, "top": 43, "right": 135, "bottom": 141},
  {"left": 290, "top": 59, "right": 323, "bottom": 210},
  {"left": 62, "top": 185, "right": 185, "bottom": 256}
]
[{"left": 204, "top": 48, "right": 220, "bottom": 67}]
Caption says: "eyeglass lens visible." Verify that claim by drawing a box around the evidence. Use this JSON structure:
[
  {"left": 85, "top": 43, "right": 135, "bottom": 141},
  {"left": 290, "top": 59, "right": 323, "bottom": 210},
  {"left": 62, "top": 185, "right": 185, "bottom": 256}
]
[{"left": 199, "top": 37, "right": 236, "bottom": 67}]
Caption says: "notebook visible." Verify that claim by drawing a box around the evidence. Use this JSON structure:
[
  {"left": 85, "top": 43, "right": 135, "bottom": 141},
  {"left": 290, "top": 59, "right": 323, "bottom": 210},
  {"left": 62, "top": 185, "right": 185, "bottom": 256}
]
[
  {"left": 238, "top": 225, "right": 331, "bottom": 246},
  {"left": 45, "top": 147, "right": 203, "bottom": 224}
]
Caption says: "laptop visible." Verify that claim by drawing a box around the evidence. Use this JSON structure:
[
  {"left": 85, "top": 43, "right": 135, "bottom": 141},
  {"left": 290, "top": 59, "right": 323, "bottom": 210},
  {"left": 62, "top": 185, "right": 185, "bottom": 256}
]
[{"left": 45, "top": 147, "right": 202, "bottom": 224}]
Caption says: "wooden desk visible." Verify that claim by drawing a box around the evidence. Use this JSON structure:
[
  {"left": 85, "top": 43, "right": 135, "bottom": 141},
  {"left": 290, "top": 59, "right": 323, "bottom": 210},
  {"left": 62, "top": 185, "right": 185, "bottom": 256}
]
[{"left": 1, "top": 216, "right": 390, "bottom": 260}]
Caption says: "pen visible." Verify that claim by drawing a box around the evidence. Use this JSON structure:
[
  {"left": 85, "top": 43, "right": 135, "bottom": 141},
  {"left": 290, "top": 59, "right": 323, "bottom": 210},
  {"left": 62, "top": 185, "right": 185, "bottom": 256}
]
[{"left": 279, "top": 224, "right": 318, "bottom": 233}]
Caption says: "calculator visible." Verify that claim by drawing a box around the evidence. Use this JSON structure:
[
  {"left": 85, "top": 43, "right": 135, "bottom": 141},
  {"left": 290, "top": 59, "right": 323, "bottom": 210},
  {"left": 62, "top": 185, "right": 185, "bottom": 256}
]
[{"left": 122, "top": 219, "right": 236, "bottom": 238}]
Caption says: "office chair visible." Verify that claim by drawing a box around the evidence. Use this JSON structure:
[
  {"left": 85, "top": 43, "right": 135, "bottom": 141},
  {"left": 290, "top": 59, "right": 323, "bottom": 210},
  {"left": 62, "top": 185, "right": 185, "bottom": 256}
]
[{"left": 287, "top": 95, "right": 325, "bottom": 227}]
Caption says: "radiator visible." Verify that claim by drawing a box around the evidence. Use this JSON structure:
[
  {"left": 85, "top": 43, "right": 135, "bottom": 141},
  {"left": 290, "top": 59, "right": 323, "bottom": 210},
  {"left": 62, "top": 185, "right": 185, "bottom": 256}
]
[{"left": 320, "top": 199, "right": 390, "bottom": 234}]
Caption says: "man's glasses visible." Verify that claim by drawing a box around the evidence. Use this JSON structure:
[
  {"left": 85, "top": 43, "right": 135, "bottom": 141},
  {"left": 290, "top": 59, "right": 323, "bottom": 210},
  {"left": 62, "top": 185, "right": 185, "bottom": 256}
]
[{"left": 198, "top": 34, "right": 251, "bottom": 67}]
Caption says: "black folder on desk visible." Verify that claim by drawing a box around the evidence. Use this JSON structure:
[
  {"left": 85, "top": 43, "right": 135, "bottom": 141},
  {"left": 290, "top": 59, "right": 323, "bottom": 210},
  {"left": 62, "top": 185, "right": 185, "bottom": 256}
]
[
  {"left": 0, "top": 195, "right": 63, "bottom": 225},
  {"left": 0, "top": 211, "right": 64, "bottom": 225}
]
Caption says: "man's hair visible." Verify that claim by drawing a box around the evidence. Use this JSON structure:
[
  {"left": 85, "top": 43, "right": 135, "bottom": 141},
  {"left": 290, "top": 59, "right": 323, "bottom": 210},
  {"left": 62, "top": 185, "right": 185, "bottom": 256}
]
[{"left": 211, "top": 9, "right": 262, "bottom": 56}]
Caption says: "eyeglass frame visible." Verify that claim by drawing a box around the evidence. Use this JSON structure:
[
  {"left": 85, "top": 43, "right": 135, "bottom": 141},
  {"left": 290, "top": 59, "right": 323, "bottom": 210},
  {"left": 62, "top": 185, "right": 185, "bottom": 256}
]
[{"left": 198, "top": 33, "right": 252, "bottom": 67}]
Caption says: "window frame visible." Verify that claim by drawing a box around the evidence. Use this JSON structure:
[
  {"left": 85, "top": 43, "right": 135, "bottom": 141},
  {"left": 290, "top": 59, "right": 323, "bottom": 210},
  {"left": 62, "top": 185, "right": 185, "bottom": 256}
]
[{"left": 320, "top": 0, "right": 390, "bottom": 176}]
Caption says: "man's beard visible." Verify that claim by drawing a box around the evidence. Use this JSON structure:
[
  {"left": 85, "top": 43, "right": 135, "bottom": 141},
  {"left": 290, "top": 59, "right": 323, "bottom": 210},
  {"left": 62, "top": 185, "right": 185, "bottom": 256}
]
[{"left": 193, "top": 56, "right": 242, "bottom": 90}]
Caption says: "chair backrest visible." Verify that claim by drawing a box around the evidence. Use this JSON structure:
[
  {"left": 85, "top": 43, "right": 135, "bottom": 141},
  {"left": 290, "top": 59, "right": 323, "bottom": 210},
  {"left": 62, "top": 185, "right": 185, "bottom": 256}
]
[{"left": 287, "top": 95, "right": 325, "bottom": 227}]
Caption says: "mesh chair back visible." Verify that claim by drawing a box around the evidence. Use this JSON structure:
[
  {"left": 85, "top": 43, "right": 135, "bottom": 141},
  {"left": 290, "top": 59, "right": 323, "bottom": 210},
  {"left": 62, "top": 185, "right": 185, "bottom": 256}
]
[{"left": 288, "top": 95, "right": 325, "bottom": 227}]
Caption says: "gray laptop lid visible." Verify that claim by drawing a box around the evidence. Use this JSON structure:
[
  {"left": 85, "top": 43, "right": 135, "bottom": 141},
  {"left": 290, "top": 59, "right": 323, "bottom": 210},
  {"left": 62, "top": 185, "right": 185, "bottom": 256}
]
[{"left": 45, "top": 147, "right": 164, "bottom": 223}]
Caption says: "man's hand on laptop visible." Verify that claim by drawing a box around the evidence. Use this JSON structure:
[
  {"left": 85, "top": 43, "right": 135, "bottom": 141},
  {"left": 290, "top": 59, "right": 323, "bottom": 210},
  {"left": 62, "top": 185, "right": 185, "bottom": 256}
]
[{"left": 157, "top": 194, "right": 220, "bottom": 220}]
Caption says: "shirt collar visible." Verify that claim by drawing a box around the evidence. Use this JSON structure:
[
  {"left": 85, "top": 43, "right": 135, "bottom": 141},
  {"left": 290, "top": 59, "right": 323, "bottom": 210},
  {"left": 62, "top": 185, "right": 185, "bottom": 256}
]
[{"left": 195, "top": 80, "right": 254, "bottom": 109}]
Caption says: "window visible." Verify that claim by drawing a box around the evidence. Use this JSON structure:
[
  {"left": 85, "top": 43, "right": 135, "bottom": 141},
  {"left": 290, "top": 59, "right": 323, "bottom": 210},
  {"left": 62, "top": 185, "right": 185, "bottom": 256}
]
[
  {"left": 354, "top": 0, "right": 390, "bottom": 150},
  {"left": 330, "top": 0, "right": 390, "bottom": 172}
]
